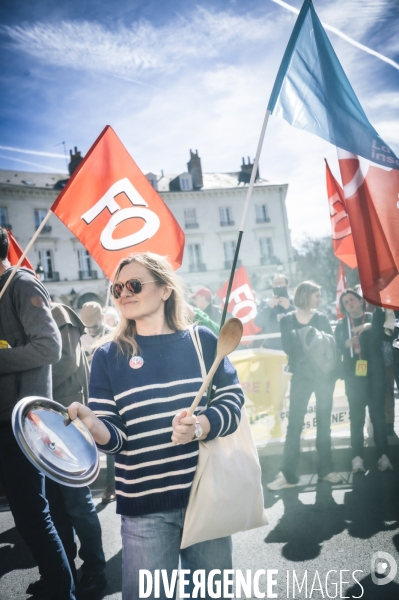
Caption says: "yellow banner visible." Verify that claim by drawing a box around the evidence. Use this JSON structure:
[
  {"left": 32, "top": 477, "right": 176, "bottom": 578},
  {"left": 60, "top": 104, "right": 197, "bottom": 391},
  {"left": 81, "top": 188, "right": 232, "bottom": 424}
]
[{"left": 230, "top": 348, "right": 350, "bottom": 447}]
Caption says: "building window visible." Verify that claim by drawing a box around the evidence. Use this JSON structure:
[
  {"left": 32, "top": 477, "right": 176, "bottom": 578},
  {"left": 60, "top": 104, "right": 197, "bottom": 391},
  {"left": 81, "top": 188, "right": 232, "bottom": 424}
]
[
  {"left": 34, "top": 209, "right": 52, "bottom": 233},
  {"left": 223, "top": 240, "right": 241, "bottom": 269},
  {"left": 146, "top": 173, "right": 158, "bottom": 190},
  {"left": 219, "top": 207, "right": 234, "bottom": 226},
  {"left": 184, "top": 209, "right": 199, "bottom": 229},
  {"left": 187, "top": 244, "right": 205, "bottom": 272},
  {"left": 78, "top": 249, "right": 97, "bottom": 279},
  {"left": 255, "top": 204, "right": 270, "bottom": 223},
  {"left": 259, "top": 237, "right": 275, "bottom": 265},
  {"left": 0, "top": 207, "right": 8, "bottom": 228},
  {"left": 180, "top": 177, "right": 192, "bottom": 191},
  {"left": 224, "top": 240, "right": 236, "bottom": 262},
  {"left": 38, "top": 249, "right": 59, "bottom": 281},
  {"left": 259, "top": 237, "right": 273, "bottom": 258}
]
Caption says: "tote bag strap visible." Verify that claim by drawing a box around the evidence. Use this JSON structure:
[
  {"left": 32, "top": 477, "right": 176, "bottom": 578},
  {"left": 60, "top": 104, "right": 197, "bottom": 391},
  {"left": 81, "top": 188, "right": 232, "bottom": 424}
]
[{"left": 188, "top": 324, "right": 207, "bottom": 381}]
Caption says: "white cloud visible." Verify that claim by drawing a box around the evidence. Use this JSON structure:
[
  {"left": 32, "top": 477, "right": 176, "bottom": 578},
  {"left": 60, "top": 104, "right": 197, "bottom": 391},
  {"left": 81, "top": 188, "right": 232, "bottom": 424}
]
[
  {"left": 0, "top": 154, "right": 62, "bottom": 172},
  {"left": 1, "top": 7, "right": 278, "bottom": 80},
  {"left": 0, "top": 145, "right": 65, "bottom": 158},
  {"left": 272, "top": 0, "right": 398, "bottom": 71},
  {"left": 364, "top": 92, "right": 399, "bottom": 111},
  {"left": 1, "top": 1, "right": 397, "bottom": 245},
  {"left": 317, "top": 0, "right": 391, "bottom": 39}
]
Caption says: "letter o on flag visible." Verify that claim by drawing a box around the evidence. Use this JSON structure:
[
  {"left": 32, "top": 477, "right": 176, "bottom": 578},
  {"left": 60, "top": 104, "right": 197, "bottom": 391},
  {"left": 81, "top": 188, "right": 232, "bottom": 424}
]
[
  {"left": 232, "top": 300, "right": 257, "bottom": 324},
  {"left": 100, "top": 207, "right": 161, "bottom": 251}
]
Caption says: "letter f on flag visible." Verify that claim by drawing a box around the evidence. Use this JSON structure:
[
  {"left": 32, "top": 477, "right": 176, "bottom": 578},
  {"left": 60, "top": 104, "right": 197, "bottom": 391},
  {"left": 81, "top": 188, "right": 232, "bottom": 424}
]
[
  {"left": 268, "top": 0, "right": 399, "bottom": 309},
  {"left": 51, "top": 126, "right": 185, "bottom": 278}
]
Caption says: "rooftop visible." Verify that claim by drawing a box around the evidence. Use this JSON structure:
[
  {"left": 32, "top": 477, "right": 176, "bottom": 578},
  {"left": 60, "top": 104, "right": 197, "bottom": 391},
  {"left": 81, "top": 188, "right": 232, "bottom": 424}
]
[
  {"left": 156, "top": 172, "right": 281, "bottom": 191},
  {"left": 0, "top": 169, "right": 68, "bottom": 189},
  {"left": 0, "top": 169, "right": 283, "bottom": 192}
]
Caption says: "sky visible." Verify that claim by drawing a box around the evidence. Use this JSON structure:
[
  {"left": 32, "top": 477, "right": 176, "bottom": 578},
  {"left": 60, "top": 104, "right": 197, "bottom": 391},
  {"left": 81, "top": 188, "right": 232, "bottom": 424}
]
[{"left": 0, "top": 0, "right": 398, "bottom": 246}]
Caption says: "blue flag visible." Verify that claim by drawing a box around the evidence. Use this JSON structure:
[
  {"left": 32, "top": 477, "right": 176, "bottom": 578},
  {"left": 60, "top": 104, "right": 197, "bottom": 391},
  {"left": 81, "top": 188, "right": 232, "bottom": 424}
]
[{"left": 268, "top": 0, "right": 399, "bottom": 169}]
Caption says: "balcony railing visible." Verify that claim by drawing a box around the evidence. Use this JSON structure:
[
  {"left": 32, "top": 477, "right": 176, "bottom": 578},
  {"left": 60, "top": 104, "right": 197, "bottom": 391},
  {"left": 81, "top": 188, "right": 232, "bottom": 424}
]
[
  {"left": 79, "top": 270, "right": 98, "bottom": 280},
  {"left": 189, "top": 262, "right": 207, "bottom": 272},
  {"left": 260, "top": 255, "right": 280, "bottom": 266},
  {"left": 37, "top": 225, "right": 52, "bottom": 234},
  {"left": 220, "top": 220, "right": 235, "bottom": 227},
  {"left": 224, "top": 259, "right": 242, "bottom": 270},
  {"left": 43, "top": 271, "right": 60, "bottom": 282},
  {"left": 256, "top": 217, "right": 270, "bottom": 223},
  {"left": 185, "top": 222, "right": 199, "bottom": 229}
]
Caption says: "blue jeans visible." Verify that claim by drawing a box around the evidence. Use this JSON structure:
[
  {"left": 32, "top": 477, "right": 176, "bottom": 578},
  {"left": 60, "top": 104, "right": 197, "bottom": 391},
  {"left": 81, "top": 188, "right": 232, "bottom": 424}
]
[
  {"left": 46, "top": 479, "right": 106, "bottom": 576},
  {"left": 0, "top": 421, "right": 75, "bottom": 600},
  {"left": 121, "top": 508, "right": 232, "bottom": 600}
]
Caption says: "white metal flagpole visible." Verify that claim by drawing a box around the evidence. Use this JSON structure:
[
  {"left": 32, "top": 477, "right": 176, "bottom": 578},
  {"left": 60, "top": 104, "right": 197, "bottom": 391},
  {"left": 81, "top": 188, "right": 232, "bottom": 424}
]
[
  {"left": 219, "top": 108, "right": 272, "bottom": 329},
  {"left": 347, "top": 315, "right": 354, "bottom": 358},
  {"left": 0, "top": 209, "right": 53, "bottom": 301},
  {"left": 239, "top": 109, "right": 271, "bottom": 232}
]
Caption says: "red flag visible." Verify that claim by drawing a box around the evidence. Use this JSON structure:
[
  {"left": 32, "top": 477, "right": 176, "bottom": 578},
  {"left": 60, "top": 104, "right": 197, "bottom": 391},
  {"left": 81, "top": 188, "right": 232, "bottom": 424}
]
[
  {"left": 6, "top": 229, "right": 34, "bottom": 270},
  {"left": 325, "top": 160, "right": 357, "bottom": 269},
  {"left": 51, "top": 126, "right": 185, "bottom": 278},
  {"left": 338, "top": 151, "right": 399, "bottom": 310},
  {"left": 216, "top": 266, "right": 260, "bottom": 343},
  {"left": 336, "top": 262, "right": 347, "bottom": 319}
]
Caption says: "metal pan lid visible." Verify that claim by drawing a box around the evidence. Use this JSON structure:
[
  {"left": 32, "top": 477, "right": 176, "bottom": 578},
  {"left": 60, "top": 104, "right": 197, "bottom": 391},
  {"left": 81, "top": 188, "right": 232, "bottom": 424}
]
[{"left": 12, "top": 397, "right": 100, "bottom": 487}]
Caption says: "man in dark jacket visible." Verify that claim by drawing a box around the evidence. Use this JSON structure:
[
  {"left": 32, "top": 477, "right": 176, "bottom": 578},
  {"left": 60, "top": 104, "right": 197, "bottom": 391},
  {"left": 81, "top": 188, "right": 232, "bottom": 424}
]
[
  {"left": 0, "top": 227, "right": 75, "bottom": 600},
  {"left": 27, "top": 304, "right": 107, "bottom": 598},
  {"left": 255, "top": 274, "right": 295, "bottom": 350}
]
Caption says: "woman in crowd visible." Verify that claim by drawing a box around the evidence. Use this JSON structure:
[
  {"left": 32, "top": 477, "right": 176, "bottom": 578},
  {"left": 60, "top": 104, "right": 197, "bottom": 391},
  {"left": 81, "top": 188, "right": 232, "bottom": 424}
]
[
  {"left": 68, "top": 252, "right": 244, "bottom": 599},
  {"left": 268, "top": 281, "right": 341, "bottom": 490},
  {"left": 335, "top": 290, "right": 392, "bottom": 473}
]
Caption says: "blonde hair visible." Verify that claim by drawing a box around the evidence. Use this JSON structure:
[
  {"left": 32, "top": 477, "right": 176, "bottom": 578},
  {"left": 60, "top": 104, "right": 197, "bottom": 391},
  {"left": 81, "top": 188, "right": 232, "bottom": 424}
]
[
  {"left": 101, "top": 252, "right": 190, "bottom": 356},
  {"left": 294, "top": 280, "right": 321, "bottom": 310}
]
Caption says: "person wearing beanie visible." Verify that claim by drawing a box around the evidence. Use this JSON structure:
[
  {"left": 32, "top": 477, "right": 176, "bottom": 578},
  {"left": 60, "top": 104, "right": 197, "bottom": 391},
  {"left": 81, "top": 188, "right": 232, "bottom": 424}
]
[
  {"left": 80, "top": 301, "right": 111, "bottom": 359},
  {"left": 80, "top": 301, "right": 115, "bottom": 504}
]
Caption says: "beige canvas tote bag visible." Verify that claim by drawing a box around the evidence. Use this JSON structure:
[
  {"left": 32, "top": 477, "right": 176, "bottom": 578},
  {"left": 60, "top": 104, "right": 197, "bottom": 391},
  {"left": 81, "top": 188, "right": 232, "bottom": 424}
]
[{"left": 180, "top": 326, "right": 268, "bottom": 549}]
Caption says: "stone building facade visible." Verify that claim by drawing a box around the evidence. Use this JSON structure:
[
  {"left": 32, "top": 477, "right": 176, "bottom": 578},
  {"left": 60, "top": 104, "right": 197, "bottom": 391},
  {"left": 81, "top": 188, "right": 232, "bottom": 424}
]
[{"left": 0, "top": 150, "right": 295, "bottom": 308}]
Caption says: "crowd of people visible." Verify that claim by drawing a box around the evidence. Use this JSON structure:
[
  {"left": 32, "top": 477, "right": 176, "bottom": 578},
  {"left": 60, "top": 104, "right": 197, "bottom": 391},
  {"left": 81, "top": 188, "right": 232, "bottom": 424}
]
[{"left": 0, "top": 224, "right": 398, "bottom": 599}]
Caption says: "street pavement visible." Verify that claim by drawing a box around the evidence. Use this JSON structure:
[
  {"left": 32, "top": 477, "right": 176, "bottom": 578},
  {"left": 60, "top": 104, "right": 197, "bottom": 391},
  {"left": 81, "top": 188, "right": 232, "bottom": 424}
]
[{"left": 1, "top": 444, "right": 399, "bottom": 600}]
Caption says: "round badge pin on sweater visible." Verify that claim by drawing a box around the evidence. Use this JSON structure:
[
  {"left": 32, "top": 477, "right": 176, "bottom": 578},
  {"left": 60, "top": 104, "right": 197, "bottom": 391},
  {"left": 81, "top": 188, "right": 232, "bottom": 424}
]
[{"left": 129, "top": 356, "right": 144, "bottom": 369}]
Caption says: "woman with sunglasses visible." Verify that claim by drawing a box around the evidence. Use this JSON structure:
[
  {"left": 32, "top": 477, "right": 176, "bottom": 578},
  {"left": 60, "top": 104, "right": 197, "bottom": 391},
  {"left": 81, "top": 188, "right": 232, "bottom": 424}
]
[
  {"left": 67, "top": 252, "right": 244, "bottom": 599},
  {"left": 335, "top": 290, "right": 392, "bottom": 473}
]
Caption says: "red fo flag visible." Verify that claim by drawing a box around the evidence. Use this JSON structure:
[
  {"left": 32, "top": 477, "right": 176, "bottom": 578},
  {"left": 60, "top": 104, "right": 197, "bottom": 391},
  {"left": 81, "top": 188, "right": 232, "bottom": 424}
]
[
  {"left": 336, "top": 262, "right": 347, "bottom": 319},
  {"left": 51, "top": 126, "right": 185, "bottom": 278},
  {"left": 338, "top": 150, "right": 399, "bottom": 310},
  {"left": 6, "top": 229, "right": 34, "bottom": 270},
  {"left": 216, "top": 266, "right": 260, "bottom": 342},
  {"left": 325, "top": 160, "right": 357, "bottom": 269}
]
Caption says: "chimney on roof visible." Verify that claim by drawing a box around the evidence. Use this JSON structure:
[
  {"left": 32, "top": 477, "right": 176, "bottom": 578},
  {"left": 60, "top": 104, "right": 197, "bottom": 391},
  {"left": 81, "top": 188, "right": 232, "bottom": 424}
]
[
  {"left": 187, "top": 149, "right": 203, "bottom": 190},
  {"left": 68, "top": 147, "right": 83, "bottom": 175},
  {"left": 238, "top": 156, "right": 259, "bottom": 184}
]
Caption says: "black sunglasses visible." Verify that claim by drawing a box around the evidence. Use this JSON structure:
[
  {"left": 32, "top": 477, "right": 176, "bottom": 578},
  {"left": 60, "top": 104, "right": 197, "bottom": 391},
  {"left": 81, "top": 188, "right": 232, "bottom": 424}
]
[{"left": 111, "top": 278, "right": 158, "bottom": 299}]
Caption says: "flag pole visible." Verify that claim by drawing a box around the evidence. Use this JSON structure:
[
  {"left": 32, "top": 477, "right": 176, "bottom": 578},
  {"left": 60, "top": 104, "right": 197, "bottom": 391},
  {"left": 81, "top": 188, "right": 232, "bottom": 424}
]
[
  {"left": 239, "top": 109, "right": 271, "bottom": 233},
  {"left": 0, "top": 209, "right": 53, "bottom": 301},
  {"left": 347, "top": 316, "right": 354, "bottom": 358},
  {"left": 219, "top": 109, "right": 271, "bottom": 329},
  {"left": 208, "top": 109, "right": 271, "bottom": 405}
]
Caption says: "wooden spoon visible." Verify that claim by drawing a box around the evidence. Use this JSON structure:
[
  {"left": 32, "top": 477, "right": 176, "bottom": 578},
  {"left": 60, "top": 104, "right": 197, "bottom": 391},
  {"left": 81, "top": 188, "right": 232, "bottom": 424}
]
[{"left": 187, "top": 317, "right": 243, "bottom": 416}]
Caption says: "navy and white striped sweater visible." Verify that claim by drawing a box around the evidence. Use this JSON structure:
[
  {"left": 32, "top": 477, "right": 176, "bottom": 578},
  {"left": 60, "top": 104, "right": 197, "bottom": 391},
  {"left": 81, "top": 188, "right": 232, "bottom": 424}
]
[{"left": 88, "top": 327, "right": 244, "bottom": 517}]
